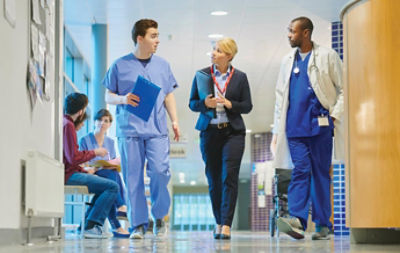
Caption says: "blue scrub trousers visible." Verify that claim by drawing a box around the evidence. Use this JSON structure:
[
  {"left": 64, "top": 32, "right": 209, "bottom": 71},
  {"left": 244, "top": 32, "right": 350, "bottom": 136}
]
[
  {"left": 66, "top": 172, "right": 119, "bottom": 227},
  {"left": 287, "top": 129, "right": 333, "bottom": 230},
  {"left": 95, "top": 169, "right": 126, "bottom": 229},
  {"left": 118, "top": 136, "right": 171, "bottom": 231}
]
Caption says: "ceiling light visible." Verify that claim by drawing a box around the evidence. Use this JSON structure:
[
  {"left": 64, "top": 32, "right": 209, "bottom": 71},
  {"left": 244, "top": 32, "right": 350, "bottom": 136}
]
[
  {"left": 190, "top": 180, "right": 196, "bottom": 185},
  {"left": 211, "top": 11, "right": 228, "bottom": 16},
  {"left": 208, "top": 34, "right": 223, "bottom": 39},
  {"left": 246, "top": 129, "right": 252, "bottom": 133}
]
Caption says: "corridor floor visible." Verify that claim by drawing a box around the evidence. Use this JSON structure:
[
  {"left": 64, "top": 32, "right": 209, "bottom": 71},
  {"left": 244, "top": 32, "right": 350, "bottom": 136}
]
[{"left": 1, "top": 231, "right": 399, "bottom": 252}]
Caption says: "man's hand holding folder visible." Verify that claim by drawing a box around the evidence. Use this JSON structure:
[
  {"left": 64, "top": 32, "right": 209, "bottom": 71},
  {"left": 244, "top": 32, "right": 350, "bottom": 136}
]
[
  {"left": 125, "top": 93, "right": 140, "bottom": 107},
  {"left": 126, "top": 75, "right": 161, "bottom": 121}
]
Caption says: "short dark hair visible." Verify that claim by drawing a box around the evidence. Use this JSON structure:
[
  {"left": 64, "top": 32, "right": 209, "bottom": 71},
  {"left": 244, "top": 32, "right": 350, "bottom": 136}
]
[
  {"left": 64, "top": 93, "right": 88, "bottom": 115},
  {"left": 94, "top": 109, "right": 113, "bottom": 123},
  {"left": 131, "top": 19, "right": 158, "bottom": 44},
  {"left": 74, "top": 112, "right": 88, "bottom": 128},
  {"left": 291, "top": 16, "right": 314, "bottom": 36}
]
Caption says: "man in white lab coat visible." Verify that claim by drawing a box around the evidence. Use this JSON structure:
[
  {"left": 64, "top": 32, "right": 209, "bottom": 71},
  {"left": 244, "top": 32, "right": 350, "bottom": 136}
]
[{"left": 270, "top": 16, "right": 344, "bottom": 240}]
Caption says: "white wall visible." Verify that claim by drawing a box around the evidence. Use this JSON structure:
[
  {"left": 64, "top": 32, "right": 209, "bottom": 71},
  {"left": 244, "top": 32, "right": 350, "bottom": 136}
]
[{"left": 0, "top": 0, "right": 61, "bottom": 230}]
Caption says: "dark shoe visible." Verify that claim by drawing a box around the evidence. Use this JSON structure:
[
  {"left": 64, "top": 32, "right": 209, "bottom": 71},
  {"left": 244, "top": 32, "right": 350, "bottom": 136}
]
[
  {"left": 220, "top": 225, "right": 231, "bottom": 240},
  {"left": 153, "top": 219, "right": 167, "bottom": 237},
  {"left": 130, "top": 225, "right": 145, "bottom": 239},
  {"left": 213, "top": 228, "right": 221, "bottom": 239},
  {"left": 220, "top": 233, "right": 231, "bottom": 240},
  {"left": 277, "top": 216, "right": 305, "bottom": 240},
  {"left": 312, "top": 226, "right": 330, "bottom": 240}
]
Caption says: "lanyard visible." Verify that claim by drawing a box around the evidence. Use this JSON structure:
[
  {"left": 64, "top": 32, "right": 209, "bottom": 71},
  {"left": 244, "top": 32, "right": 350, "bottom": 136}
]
[{"left": 210, "top": 65, "right": 235, "bottom": 94}]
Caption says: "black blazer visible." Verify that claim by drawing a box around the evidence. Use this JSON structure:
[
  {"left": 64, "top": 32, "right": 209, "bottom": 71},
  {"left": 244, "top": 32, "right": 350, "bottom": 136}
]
[{"left": 189, "top": 66, "right": 252, "bottom": 131}]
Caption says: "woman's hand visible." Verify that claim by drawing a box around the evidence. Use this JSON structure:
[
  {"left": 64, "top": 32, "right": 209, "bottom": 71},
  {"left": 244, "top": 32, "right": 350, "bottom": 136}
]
[
  {"left": 204, "top": 94, "right": 218, "bottom": 108},
  {"left": 216, "top": 93, "right": 232, "bottom": 109}
]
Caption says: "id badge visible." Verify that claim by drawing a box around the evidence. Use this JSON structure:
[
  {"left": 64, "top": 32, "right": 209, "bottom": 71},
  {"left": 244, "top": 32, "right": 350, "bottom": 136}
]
[{"left": 318, "top": 116, "right": 329, "bottom": 126}]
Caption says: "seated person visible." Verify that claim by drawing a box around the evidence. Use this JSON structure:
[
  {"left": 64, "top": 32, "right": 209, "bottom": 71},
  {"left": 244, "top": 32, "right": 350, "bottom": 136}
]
[
  {"left": 63, "top": 92, "right": 119, "bottom": 239},
  {"left": 79, "top": 109, "right": 129, "bottom": 237}
]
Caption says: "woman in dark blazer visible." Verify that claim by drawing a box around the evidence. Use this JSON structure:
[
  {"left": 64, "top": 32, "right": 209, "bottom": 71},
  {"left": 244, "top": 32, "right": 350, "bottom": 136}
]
[{"left": 189, "top": 38, "right": 252, "bottom": 239}]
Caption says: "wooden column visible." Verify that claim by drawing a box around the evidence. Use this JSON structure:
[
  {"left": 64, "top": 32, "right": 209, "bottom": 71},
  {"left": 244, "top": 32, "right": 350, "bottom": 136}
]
[{"left": 342, "top": 0, "right": 400, "bottom": 230}]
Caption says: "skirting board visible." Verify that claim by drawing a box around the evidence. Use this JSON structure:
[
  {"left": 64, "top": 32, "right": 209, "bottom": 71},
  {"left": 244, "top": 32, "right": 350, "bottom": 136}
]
[
  {"left": 0, "top": 227, "right": 55, "bottom": 246},
  {"left": 351, "top": 228, "right": 400, "bottom": 244}
]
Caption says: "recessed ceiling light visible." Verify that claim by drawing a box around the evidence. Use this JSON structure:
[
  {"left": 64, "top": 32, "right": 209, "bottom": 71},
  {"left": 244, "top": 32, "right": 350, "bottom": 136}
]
[
  {"left": 211, "top": 11, "right": 228, "bottom": 16},
  {"left": 208, "top": 33, "right": 223, "bottom": 39}
]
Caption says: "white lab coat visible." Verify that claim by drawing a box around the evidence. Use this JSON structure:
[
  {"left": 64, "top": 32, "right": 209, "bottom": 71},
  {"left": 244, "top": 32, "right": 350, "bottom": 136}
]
[{"left": 272, "top": 42, "right": 344, "bottom": 169}]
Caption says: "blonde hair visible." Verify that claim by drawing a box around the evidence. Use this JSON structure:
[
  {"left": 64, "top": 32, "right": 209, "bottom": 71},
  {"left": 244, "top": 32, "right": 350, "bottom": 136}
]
[{"left": 217, "top": 37, "right": 238, "bottom": 61}]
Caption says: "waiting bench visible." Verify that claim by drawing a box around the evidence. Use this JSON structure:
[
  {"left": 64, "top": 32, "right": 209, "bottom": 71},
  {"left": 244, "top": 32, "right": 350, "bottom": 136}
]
[{"left": 64, "top": 185, "right": 93, "bottom": 238}]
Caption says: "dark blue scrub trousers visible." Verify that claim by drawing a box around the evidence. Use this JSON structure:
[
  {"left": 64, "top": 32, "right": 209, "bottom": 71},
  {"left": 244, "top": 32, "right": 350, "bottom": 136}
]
[
  {"left": 200, "top": 125, "right": 245, "bottom": 227},
  {"left": 287, "top": 129, "right": 333, "bottom": 230},
  {"left": 95, "top": 169, "right": 126, "bottom": 229}
]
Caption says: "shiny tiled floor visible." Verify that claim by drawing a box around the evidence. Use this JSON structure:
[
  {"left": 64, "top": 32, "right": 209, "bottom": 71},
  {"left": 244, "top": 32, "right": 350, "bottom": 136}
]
[{"left": 1, "top": 231, "right": 400, "bottom": 252}]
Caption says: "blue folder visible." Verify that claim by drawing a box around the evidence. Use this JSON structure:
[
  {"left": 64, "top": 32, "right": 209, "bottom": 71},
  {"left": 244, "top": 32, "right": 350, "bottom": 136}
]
[
  {"left": 126, "top": 75, "right": 161, "bottom": 121},
  {"left": 195, "top": 70, "right": 214, "bottom": 118}
]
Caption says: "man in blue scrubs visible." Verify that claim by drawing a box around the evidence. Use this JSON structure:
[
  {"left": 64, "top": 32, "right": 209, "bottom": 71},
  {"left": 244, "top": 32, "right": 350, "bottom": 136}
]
[
  {"left": 104, "top": 19, "right": 180, "bottom": 239},
  {"left": 271, "top": 17, "right": 344, "bottom": 240}
]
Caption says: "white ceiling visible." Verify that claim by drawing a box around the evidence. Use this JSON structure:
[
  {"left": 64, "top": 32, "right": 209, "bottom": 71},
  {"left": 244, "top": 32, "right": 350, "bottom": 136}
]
[{"left": 64, "top": 0, "right": 349, "bottom": 185}]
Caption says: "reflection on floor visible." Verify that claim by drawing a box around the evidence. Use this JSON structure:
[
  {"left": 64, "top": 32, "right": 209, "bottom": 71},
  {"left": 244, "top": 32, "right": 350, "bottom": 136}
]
[{"left": 1, "top": 231, "right": 400, "bottom": 253}]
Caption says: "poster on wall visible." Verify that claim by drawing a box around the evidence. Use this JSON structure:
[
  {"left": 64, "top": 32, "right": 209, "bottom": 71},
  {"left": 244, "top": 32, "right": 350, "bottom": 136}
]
[
  {"left": 27, "top": 60, "right": 38, "bottom": 108},
  {"left": 4, "top": 0, "right": 16, "bottom": 28}
]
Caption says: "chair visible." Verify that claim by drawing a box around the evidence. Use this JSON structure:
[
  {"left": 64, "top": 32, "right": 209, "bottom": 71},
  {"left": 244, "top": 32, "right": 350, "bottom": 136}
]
[{"left": 64, "top": 185, "right": 93, "bottom": 238}]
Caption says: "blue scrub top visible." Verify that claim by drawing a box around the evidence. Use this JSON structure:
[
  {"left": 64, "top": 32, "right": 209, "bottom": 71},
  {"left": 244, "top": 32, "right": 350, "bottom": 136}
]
[
  {"left": 103, "top": 53, "right": 178, "bottom": 138},
  {"left": 286, "top": 51, "right": 333, "bottom": 138},
  {"left": 79, "top": 133, "right": 117, "bottom": 163}
]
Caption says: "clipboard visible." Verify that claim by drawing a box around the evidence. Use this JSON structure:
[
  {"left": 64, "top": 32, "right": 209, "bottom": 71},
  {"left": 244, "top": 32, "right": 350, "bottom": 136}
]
[
  {"left": 126, "top": 75, "right": 161, "bottom": 121},
  {"left": 195, "top": 70, "right": 214, "bottom": 118}
]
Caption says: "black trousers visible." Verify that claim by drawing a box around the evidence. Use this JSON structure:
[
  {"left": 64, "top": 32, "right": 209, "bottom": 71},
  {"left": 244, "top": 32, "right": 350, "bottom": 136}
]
[{"left": 200, "top": 125, "right": 245, "bottom": 226}]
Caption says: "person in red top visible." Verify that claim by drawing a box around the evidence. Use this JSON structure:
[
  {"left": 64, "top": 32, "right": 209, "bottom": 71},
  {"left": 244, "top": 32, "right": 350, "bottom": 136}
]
[{"left": 63, "top": 92, "right": 119, "bottom": 239}]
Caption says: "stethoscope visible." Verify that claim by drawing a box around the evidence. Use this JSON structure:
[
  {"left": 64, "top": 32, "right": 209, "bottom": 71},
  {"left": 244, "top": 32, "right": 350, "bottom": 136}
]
[{"left": 293, "top": 47, "right": 319, "bottom": 74}]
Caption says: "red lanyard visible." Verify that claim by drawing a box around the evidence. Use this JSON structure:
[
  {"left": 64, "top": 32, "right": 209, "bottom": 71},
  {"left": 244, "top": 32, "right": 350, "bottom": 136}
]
[{"left": 210, "top": 65, "right": 235, "bottom": 94}]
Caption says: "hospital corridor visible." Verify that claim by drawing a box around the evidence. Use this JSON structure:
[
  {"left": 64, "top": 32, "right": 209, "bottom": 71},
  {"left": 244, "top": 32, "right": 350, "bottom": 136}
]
[{"left": 1, "top": 0, "right": 399, "bottom": 252}]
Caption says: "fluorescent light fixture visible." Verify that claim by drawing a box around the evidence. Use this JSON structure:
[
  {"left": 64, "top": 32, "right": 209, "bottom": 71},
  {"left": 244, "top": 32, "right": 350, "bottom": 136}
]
[
  {"left": 190, "top": 180, "right": 196, "bottom": 185},
  {"left": 208, "top": 34, "right": 224, "bottom": 39},
  {"left": 211, "top": 11, "right": 228, "bottom": 16}
]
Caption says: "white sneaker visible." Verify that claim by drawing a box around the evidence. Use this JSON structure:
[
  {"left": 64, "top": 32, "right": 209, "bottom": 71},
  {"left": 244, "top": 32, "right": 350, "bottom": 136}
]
[
  {"left": 277, "top": 216, "right": 305, "bottom": 240},
  {"left": 129, "top": 225, "right": 145, "bottom": 239},
  {"left": 84, "top": 225, "right": 108, "bottom": 239},
  {"left": 153, "top": 219, "right": 167, "bottom": 237}
]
